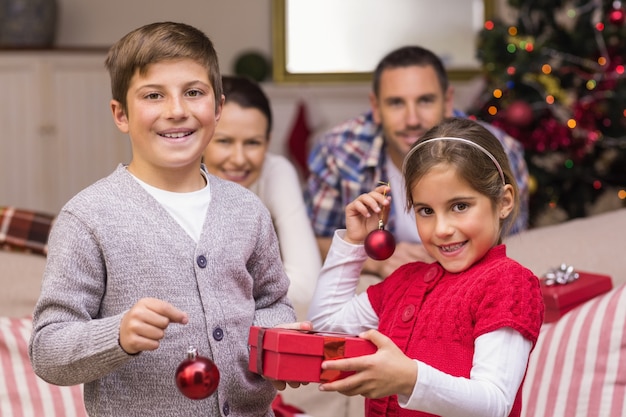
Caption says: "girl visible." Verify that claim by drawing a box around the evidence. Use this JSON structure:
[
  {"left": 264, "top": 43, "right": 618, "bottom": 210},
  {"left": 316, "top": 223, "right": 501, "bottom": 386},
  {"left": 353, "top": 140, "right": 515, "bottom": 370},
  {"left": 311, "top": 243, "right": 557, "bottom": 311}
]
[{"left": 307, "top": 117, "right": 544, "bottom": 417}]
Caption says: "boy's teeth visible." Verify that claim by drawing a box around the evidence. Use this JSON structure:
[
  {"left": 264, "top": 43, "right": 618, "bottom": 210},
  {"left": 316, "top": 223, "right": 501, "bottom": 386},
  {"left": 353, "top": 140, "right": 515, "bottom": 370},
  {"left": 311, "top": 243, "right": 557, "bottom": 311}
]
[{"left": 163, "top": 132, "right": 188, "bottom": 138}]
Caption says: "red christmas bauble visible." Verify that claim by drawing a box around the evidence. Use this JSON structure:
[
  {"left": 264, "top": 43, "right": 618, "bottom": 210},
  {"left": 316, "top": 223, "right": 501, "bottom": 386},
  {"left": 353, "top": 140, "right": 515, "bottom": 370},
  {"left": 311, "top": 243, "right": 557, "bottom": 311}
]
[
  {"left": 608, "top": 7, "right": 625, "bottom": 25},
  {"left": 175, "top": 347, "right": 220, "bottom": 400},
  {"left": 504, "top": 100, "right": 534, "bottom": 127},
  {"left": 364, "top": 228, "right": 396, "bottom": 260}
]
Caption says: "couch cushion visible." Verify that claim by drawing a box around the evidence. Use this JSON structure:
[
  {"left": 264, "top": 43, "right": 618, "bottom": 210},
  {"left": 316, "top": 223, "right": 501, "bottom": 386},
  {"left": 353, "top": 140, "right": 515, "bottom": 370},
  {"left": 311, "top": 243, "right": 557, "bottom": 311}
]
[
  {"left": 0, "top": 207, "right": 55, "bottom": 256},
  {"left": 0, "top": 250, "right": 46, "bottom": 317},
  {"left": 0, "top": 316, "right": 87, "bottom": 417},
  {"left": 522, "top": 283, "right": 626, "bottom": 417},
  {"left": 505, "top": 208, "right": 626, "bottom": 287}
]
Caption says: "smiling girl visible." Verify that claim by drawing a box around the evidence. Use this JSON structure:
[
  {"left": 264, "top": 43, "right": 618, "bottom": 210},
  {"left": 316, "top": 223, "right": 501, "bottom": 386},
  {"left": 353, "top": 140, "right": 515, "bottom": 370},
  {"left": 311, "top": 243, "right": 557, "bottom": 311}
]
[{"left": 307, "top": 117, "right": 544, "bottom": 417}]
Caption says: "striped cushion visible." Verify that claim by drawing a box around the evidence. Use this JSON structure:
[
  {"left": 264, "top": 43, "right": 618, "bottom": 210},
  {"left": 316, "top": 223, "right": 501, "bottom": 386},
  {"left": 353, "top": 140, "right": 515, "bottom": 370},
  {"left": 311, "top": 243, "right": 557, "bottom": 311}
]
[
  {"left": 522, "top": 283, "right": 626, "bottom": 417},
  {"left": 0, "top": 317, "right": 87, "bottom": 417}
]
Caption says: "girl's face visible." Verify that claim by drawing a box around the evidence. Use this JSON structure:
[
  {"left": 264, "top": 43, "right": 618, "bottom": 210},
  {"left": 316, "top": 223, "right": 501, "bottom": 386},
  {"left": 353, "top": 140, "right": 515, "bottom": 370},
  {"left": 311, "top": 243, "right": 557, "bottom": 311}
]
[
  {"left": 203, "top": 102, "right": 269, "bottom": 189},
  {"left": 410, "top": 163, "right": 513, "bottom": 273},
  {"left": 111, "top": 58, "right": 222, "bottom": 190}
]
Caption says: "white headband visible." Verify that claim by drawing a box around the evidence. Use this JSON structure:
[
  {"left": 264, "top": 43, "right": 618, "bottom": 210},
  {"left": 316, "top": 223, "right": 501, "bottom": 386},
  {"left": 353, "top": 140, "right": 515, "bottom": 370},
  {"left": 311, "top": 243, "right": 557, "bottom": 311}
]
[{"left": 402, "top": 136, "right": 506, "bottom": 185}]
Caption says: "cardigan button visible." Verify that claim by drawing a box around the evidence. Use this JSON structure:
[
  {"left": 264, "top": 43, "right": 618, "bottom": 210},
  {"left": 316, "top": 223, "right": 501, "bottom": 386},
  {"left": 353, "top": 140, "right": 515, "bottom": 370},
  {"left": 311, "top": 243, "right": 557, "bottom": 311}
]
[
  {"left": 222, "top": 401, "right": 230, "bottom": 415},
  {"left": 213, "top": 327, "right": 224, "bottom": 341},
  {"left": 424, "top": 265, "right": 442, "bottom": 282},
  {"left": 196, "top": 255, "right": 207, "bottom": 268},
  {"left": 401, "top": 304, "right": 415, "bottom": 322}
]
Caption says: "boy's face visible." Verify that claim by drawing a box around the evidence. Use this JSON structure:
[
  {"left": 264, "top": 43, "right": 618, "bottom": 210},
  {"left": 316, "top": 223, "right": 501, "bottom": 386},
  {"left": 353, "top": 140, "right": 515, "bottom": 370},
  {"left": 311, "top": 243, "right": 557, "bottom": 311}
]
[{"left": 111, "top": 58, "right": 223, "bottom": 187}]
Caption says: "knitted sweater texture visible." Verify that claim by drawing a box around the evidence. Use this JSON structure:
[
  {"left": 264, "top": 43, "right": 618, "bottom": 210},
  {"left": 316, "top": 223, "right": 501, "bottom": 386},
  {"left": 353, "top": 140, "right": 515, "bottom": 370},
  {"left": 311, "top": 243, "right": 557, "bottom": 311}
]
[
  {"left": 29, "top": 165, "right": 295, "bottom": 416},
  {"left": 367, "top": 245, "right": 544, "bottom": 417}
]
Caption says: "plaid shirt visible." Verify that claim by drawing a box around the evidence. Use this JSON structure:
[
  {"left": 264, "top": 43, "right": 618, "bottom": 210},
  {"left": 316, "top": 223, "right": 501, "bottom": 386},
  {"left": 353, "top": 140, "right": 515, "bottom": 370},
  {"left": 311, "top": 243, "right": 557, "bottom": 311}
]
[{"left": 304, "top": 110, "right": 529, "bottom": 239}]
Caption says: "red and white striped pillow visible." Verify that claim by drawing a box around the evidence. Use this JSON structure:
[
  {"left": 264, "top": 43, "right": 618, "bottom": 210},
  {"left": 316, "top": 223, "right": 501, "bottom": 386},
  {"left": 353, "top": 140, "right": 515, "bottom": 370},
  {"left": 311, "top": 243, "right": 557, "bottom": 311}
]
[
  {"left": 0, "top": 317, "right": 87, "bottom": 417},
  {"left": 522, "top": 283, "right": 626, "bottom": 417}
]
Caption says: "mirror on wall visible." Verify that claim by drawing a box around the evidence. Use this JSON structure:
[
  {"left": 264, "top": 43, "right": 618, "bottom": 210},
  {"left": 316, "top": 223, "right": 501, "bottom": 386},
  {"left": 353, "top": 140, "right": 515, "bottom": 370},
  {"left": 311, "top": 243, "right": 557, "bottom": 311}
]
[{"left": 272, "top": 0, "right": 494, "bottom": 83}]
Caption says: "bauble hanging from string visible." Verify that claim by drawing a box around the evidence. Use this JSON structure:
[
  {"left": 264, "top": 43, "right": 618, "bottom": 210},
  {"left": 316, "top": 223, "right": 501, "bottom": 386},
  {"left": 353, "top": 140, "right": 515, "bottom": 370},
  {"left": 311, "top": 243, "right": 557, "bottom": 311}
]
[
  {"left": 175, "top": 346, "right": 220, "bottom": 400},
  {"left": 364, "top": 220, "right": 396, "bottom": 260},
  {"left": 363, "top": 183, "right": 396, "bottom": 261}
]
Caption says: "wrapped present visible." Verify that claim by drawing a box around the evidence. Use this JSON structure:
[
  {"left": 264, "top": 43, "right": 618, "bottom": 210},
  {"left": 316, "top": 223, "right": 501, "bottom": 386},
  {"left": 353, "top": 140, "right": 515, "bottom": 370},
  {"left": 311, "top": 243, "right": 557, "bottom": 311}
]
[
  {"left": 248, "top": 326, "right": 376, "bottom": 383},
  {"left": 540, "top": 264, "right": 613, "bottom": 323}
]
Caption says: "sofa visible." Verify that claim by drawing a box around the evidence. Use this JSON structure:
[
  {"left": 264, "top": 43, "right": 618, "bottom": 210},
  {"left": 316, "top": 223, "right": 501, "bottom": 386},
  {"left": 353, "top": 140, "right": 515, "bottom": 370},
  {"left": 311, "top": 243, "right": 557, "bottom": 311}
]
[{"left": 1, "top": 207, "right": 625, "bottom": 416}]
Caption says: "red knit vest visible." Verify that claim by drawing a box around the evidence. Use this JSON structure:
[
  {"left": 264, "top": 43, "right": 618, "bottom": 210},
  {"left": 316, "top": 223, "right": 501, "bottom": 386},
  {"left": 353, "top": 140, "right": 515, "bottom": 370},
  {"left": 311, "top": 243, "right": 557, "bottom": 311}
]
[{"left": 365, "top": 245, "right": 543, "bottom": 417}]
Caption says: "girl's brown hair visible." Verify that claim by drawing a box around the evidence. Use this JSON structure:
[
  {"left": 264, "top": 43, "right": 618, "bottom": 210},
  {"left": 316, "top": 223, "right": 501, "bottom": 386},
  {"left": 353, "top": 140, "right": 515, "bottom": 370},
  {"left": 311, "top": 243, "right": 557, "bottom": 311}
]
[{"left": 402, "top": 117, "right": 520, "bottom": 239}]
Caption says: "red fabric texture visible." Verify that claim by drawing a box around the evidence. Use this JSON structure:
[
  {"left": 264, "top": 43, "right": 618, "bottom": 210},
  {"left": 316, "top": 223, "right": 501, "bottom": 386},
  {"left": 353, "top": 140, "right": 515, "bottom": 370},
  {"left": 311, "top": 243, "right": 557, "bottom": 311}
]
[
  {"left": 286, "top": 101, "right": 311, "bottom": 178},
  {"left": 272, "top": 393, "right": 308, "bottom": 417}
]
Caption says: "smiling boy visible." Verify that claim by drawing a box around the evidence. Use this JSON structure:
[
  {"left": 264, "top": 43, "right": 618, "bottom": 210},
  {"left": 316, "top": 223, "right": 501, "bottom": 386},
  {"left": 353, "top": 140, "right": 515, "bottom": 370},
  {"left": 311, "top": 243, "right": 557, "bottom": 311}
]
[{"left": 29, "top": 22, "right": 297, "bottom": 417}]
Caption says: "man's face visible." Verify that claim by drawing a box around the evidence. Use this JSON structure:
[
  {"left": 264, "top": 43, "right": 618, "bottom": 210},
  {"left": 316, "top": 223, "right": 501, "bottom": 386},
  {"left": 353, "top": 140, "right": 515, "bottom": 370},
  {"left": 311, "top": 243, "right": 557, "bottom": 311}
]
[{"left": 370, "top": 65, "right": 454, "bottom": 169}]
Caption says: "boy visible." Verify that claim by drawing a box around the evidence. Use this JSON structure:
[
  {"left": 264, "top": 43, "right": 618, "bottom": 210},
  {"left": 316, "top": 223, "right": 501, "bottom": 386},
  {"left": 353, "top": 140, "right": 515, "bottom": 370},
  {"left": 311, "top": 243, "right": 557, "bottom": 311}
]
[{"left": 29, "top": 22, "right": 297, "bottom": 416}]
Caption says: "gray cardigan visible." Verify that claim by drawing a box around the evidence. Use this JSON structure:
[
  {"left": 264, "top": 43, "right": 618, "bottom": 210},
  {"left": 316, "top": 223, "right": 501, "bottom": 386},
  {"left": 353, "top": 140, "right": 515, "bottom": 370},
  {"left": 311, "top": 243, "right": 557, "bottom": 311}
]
[{"left": 29, "top": 165, "right": 295, "bottom": 416}]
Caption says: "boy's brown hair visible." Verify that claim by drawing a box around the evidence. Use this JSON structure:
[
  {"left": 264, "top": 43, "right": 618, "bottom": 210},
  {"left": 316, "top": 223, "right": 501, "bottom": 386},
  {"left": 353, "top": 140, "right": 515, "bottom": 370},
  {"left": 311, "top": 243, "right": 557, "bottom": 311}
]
[{"left": 105, "top": 21, "right": 223, "bottom": 114}]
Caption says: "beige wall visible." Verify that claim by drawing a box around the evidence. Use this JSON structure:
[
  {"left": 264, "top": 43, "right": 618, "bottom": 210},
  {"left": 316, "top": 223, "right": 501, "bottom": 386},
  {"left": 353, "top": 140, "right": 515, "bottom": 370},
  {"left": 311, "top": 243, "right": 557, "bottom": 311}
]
[
  {"left": 53, "top": 0, "right": 512, "bottom": 162},
  {"left": 56, "top": 0, "right": 273, "bottom": 76},
  {"left": 56, "top": 0, "right": 512, "bottom": 79}
]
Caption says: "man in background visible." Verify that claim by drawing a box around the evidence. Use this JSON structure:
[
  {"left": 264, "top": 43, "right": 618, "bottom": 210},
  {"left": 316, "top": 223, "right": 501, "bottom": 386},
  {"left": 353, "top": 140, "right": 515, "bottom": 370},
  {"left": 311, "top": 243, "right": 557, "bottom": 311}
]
[{"left": 305, "top": 45, "right": 529, "bottom": 279}]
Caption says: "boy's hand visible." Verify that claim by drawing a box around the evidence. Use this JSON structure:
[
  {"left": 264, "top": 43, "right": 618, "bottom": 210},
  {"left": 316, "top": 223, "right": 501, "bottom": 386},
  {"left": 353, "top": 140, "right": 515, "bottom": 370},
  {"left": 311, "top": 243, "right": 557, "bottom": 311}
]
[
  {"left": 119, "top": 297, "right": 188, "bottom": 354},
  {"left": 345, "top": 185, "right": 391, "bottom": 245},
  {"left": 269, "top": 320, "right": 314, "bottom": 390},
  {"left": 318, "top": 329, "right": 417, "bottom": 399}
]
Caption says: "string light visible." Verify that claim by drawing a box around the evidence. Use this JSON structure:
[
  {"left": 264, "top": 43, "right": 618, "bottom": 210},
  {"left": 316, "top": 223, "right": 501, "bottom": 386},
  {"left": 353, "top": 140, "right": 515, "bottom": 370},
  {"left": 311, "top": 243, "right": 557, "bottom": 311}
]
[{"left": 474, "top": 1, "right": 626, "bottom": 226}]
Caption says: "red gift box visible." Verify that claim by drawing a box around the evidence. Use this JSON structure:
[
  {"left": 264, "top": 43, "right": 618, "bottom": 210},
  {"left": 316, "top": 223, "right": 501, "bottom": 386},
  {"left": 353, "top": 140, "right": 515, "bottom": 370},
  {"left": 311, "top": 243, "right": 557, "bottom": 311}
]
[
  {"left": 541, "top": 270, "right": 613, "bottom": 323},
  {"left": 248, "top": 326, "right": 377, "bottom": 383}
]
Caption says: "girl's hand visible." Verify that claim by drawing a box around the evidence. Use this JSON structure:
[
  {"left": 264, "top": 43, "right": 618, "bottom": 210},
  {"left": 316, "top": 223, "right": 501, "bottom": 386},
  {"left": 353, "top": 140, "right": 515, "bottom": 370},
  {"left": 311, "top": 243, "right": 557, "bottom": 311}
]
[
  {"left": 345, "top": 185, "right": 391, "bottom": 245},
  {"left": 270, "top": 321, "right": 314, "bottom": 390},
  {"left": 318, "top": 329, "right": 417, "bottom": 399}
]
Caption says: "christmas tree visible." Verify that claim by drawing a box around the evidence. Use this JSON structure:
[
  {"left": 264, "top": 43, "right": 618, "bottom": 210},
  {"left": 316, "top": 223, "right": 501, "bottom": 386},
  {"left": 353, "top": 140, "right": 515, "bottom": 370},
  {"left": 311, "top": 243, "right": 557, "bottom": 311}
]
[{"left": 469, "top": 0, "right": 626, "bottom": 227}]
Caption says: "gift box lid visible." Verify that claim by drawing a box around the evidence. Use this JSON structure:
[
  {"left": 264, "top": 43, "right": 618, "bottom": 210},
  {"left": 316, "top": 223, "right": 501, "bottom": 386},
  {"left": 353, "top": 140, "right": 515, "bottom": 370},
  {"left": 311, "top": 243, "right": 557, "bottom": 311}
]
[
  {"left": 540, "top": 270, "right": 613, "bottom": 310},
  {"left": 248, "top": 326, "right": 376, "bottom": 357}
]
